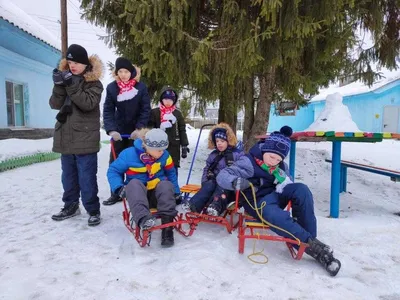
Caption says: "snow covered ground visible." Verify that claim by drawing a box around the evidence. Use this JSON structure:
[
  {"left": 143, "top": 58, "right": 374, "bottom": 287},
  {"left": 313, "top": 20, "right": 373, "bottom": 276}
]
[{"left": 1, "top": 128, "right": 400, "bottom": 300}]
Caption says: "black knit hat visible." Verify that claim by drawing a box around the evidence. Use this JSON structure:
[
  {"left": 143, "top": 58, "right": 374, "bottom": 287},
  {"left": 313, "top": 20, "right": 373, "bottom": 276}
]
[
  {"left": 66, "top": 44, "right": 90, "bottom": 65},
  {"left": 160, "top": 89, "right": 177, "bottom": 104},
  {"left": 115, "top": 57, "right": 137, "bottom": 79}
]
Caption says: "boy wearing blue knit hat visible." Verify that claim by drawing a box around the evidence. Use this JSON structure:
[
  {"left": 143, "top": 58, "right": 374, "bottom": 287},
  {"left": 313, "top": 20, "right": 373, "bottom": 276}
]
[{"left": 216, "top": 126, "right": 341, "bottom": 276}]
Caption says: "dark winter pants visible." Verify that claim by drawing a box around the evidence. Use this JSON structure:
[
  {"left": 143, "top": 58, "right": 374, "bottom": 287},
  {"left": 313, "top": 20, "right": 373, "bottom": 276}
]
[
  {"left": 189, "top": 180, "right": 231, "bottom": 213},
  {"left": 174, "top": 166, "right": 179, "bottom": 178},
  {"left": 125, "top": 179, "right": 177, "bottom": 224},
  {"left": 242, "top": 183, "right": 317, "bottom": 243},
  {"left": 109, "top": 139, "right": 132, "bottom": 195},
  {"left": 61, "top": 153, "right": 100, "bottom": 214}
]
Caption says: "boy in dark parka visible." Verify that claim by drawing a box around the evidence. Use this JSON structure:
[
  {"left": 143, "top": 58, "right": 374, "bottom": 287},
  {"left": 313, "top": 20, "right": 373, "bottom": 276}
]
[{"left": 50, "top": 44, "right": 104, "bottom": 226}]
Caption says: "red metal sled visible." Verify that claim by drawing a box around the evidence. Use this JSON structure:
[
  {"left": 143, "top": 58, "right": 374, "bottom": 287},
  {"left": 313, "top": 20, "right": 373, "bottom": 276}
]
[
  {"left": 121, "top": 199, "right": 195, "bottom": 247},
  {"left": 180, "top": 124, "right": 241, "bottom": 233},
  {"left": 111, "top": 135, "right": 195, "bottom": 247},
  {"left": 233, "top": 188, "right": 308, "bottom": 260}
]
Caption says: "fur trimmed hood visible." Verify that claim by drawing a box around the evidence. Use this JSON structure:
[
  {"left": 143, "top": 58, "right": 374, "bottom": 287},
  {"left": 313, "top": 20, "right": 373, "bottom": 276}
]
[
  {"left": 58, "top": 55, "right": 104, "bottom": 82},
  {"left": 208, "top": 123, "right": 237, "bottom": 149},
  {"left": 113, "top": 65, "right": 141, "bottom": 82}
]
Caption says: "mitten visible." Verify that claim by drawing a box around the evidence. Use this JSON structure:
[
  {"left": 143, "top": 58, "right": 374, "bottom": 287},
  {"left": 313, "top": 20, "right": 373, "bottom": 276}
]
[
  {"left": 52, "top": 69, "right": 64, "bottom": 85},
  {"left": 61, "top": 71, "right": 73, "bottom": 86},
  {"left": 160, "top": 121, "right": 172, "bottom": 131},
  {"left": 130, "top": 129, "right": 140, "bottom": 140},
  {"left": 275, "top": 176, "right": 293, "bottom": 194},
  {"left": 109, "top": 131, "right": 122, "bottom": 141},
  {"left": 164, "top": 113, "right": 177, "bottom": 124},
  {"left": 232, "top": 177, "right": 250, "bottom": 191}
]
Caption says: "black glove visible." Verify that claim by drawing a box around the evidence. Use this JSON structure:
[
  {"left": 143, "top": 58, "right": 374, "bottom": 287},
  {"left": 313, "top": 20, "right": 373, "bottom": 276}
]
[
  {"left": 52, "top": 69, "right": 64, "bottom": 85},
  {"left": 206, "top": 171, "right": 215, "bottom": 180},
  {"left": 61, "top": 70, "right": 73, "bottom": 86},
  {"left": 116, "top": 186, "right": 126, "bottom": 199},
  {"left": 175, "top": 193, "right": 182, "bottom": 205},
  {"left": 232, "top": 178, "right": 250, "bottom": 191},
  {"left": 181, "top": 146, "right": 189, "bottom": 159}
]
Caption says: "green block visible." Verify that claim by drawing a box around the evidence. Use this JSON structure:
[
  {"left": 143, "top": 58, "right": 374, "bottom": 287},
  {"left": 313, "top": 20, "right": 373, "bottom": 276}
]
[
  {"left": 373, "top": 133, "right": 383, "bottom": 138},
  {"left": 325, "top": 131, "right": 335, "bottom": 137}
]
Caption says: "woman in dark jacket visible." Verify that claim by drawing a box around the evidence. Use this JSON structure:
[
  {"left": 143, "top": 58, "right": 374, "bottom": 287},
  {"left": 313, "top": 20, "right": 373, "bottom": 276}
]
[
  {"left": 102, "top": 57, "right": 151, "bottom": 205},
  {"left": 148, "top": 86, "right": 189, "bottom": 177}
]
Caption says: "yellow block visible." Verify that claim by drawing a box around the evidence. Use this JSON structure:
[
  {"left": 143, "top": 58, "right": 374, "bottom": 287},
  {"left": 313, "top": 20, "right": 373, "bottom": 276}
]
[
  {"left": 383, "top": 132, "right": 392, "bottom": 138},
  {"left": 245, "top": 221, "right": 266, "bottom": 228},
  {"left": 354, "top": 132, "right": 364, "bottom": 137},
  {"left": 315, "top": 131, "right": 325, "bottom": 137}
]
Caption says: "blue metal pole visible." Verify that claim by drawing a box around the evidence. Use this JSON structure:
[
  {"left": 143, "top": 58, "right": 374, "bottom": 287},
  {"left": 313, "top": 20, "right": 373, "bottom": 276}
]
[
  {"left": 289, "top": 141, "right": 296, "bottom": 181},
  {"left": 330, "top": 141, "right": 342, "bottom": 218},
  {"left": 185, "top": 124, "right": 215, "bottom": 185}
]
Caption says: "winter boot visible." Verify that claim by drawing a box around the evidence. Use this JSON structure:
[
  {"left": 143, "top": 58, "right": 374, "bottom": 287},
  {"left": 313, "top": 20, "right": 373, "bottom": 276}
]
[
  {"left": 206, "top": 203, "right": 220, "bottom": 216},
  {"left": 102, "top": 193, "right": 122, "bottom": 206},
  {"left": 88, "top": 211, "right": 101, "bottom": 226},
  {"left": 181, "top": 200, "right": 198, "bottom": 213},
  {"left": 306, "top": 238, "right": 341, "bottom": 276},
  {"left": 161, "top": 216, "right": 174, "bottom": 248},
  {"left": 138, "top": 215, "right": 156, "bottom": 230},
  {"left": 52, "top": 202, "right": 81, "bottom": 221},
  {"left": 206, "top": 197, "right": 223, "bottom": 216}
]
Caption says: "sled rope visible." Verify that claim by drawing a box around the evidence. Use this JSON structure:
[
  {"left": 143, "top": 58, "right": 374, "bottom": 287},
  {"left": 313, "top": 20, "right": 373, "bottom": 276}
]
[
  {"left": 247, "top": 233, "right": 269, "bottom": 264},
  {"left": 239, "top": 183, "right": 301, "bottom": 263}
]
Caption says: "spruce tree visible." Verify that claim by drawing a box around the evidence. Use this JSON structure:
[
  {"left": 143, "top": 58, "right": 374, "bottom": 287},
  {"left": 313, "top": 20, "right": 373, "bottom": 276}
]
[{"left": 81, "top": 0, "right": 399, "bottom": 148}]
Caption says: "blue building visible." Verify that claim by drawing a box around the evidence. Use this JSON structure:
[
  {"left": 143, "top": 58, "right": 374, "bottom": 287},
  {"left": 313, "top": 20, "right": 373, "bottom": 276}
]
[
  {"left": 0, "top": 1, "right": 61, "bottom": 138},
  {"left": 268, "top": 75, "right": 400, "bottom": 134}
]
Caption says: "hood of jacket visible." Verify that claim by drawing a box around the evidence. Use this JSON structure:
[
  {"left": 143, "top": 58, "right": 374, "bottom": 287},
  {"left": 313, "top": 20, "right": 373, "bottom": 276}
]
[
  {"left": 158, "top": 85, "right": 178, "bottom": 105},
  {"left": 58, "top": 54, "right": 104, "bottom": 82},
  {"left": 208, "top": 122, "right": 238, "bottom": 149}
]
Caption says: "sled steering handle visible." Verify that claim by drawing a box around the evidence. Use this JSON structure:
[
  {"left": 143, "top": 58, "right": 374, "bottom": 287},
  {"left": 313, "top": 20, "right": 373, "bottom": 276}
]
[
  {"left": 109, "top": 134, "right": 131, "bottom": 141},
  {"left": 201, "top": 124, "right": 216, "bottom": 130},
  {"left": 235, "top": 178, "right": 242, "bottom": 191}
]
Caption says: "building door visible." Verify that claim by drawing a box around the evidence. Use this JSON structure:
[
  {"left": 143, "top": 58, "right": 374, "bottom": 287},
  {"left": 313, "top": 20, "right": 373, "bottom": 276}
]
[
  {"left": 5, "top": 81, "right": 25, "bottom": 126},
  {"left": 383, "top": 106, "right": 400, "bottom": 133}
]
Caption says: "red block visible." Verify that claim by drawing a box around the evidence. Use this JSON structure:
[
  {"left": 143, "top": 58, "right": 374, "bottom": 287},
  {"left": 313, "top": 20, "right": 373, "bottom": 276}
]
[
  {"left": 364, "top": 132, "right": 374, "bottom": 138},
  {"left": 304, "top": 131, "right": 316, "bottom": 137}
]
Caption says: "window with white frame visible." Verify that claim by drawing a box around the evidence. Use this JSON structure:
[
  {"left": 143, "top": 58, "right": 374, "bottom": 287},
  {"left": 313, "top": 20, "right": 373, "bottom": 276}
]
[{"left": 6, "top": 81, "right": 25, "bottom": 126}]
